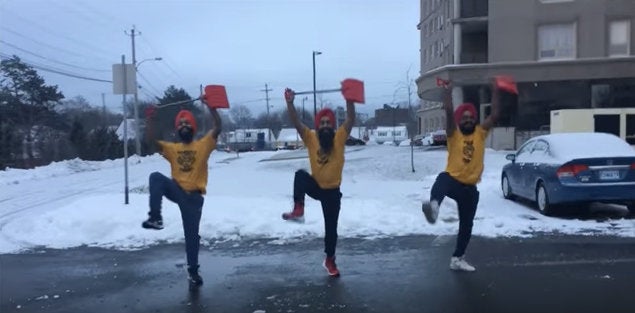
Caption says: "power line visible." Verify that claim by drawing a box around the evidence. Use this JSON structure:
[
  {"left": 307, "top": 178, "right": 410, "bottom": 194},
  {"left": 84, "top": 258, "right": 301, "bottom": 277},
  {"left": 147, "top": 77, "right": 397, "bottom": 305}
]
[
  {"left": 137, "top": 72, "right": 163, "bottom": 97},
  {"left": 0, "top": 40, "right": 110, "bottom": 72},
  {"left": 139, "top": 36, "right": 182, "bottom": 79},
  {"left": 1, "top": 7, "right": 114, "bottom": 61},
  {"left": 138, "top": 88, "right": 159, "bottom": 102},
  {"left": 76, "top": 1, "right": 127, "bottom": 26},
  {"left": 0, "top": 26, "right": 90, "bottom": 59},
  {"left": 130, "top": 31, "right": 178, "bottom": 93},
  {"left": 0, "top": 53, "right": 112, "bottom": 83}
]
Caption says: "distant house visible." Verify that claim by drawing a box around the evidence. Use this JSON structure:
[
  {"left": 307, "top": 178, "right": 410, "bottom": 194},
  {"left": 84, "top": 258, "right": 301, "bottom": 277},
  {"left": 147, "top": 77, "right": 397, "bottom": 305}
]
[
  {"left": 276, "top": 128, "right": 303, "bottom": 149},
  {"left": 227, "top": 128, "right": 275, "bottom": 151},
  {"left": 349, "top": 126, "right": 369, "bottom": 141},
  {"left": 115, "top": 119, "right": 139, "bottom": 141},
  {"left": 370, "top": 126, "right": 409, "bottom": 144}
]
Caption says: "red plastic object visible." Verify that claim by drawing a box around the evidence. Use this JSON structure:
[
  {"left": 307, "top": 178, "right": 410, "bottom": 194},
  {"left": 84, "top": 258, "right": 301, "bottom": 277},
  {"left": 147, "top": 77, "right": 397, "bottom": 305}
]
[
  {"left": 203, "top": 85, "right": 230, "bottom": 108},
  {"left": 144, "top": 106, "right": 156, "bottom": 118},
  {"left": 341, "top": 78, "right": 365, "bottom": 104},
  {"left": 495, "top": 75, "right": 518, "bottom": 95},
  {"left": 436, "top": 77, "right": 450, "bottom": 88}
]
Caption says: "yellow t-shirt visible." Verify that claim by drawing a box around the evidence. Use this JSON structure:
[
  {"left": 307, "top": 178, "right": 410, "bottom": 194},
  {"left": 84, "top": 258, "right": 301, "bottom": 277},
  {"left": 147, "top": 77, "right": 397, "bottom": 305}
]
[
  {"left": 158, "top": 132, "right": 216, "bottom": 194},
  {"left": 303, "top": 127, "right": 348, "bottom": 189},
  {"left": 445, "top": 125, "right": 489, "bottom": 185}
]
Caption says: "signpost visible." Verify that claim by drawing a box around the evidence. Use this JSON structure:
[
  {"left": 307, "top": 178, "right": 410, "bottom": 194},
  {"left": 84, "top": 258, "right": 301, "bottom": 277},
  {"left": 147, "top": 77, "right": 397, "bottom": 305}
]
[{"left": 112, "top": 55, "right": 136, "bottom": 204}]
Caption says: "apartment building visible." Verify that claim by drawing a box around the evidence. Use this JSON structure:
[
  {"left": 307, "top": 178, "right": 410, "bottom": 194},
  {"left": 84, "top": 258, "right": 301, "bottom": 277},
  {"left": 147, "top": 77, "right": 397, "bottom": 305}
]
[{"left": 416, "top": 0, "right": 635, "bottom": 147}]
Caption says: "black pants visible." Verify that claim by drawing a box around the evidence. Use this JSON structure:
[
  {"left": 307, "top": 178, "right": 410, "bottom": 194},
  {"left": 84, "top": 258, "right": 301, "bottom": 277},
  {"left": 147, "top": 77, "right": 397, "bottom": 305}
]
[
  {"left": 148, "top": 172, "right": 204, "bottom": 267},
  {"left": 429, "top": 172, "right": 480, "bottom": 257},
  {"left": 293, "top": 169, "right": 342, "bottom": 257}
]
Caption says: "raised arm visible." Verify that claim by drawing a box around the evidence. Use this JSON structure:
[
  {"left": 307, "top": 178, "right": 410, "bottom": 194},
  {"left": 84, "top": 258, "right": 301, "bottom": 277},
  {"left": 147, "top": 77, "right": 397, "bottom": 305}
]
[
  {"left": 481, "top": 80, "right": 500, "bottom": 131},
  {"left": 341, "top": 100, "right": 355, "bottom": 134},
  {"left": 284, "top": 88, "right": 309, "bottom": 138},
  {"left": 144, "top": 113, "right": 163, "bottom": 153},
  {"left": 200, "top": 95, "right": 223, "bottom": 140},
  {"left": 209, "top": 107, "right": 222, "bottom": 140},
  {"left": 443, "top": 85, "right": 456, "bottom": 137}
]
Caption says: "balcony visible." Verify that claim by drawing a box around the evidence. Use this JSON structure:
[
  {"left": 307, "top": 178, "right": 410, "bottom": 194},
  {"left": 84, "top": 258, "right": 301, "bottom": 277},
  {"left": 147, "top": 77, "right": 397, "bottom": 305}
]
[{"left": 461, "top": 0, "right": 488, "bottom": 18}]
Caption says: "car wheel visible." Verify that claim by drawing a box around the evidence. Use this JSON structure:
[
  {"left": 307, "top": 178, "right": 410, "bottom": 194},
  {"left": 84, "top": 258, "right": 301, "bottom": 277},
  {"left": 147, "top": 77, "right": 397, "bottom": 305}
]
[
  {"left": 536, "top": 182, "right": 554, "bottom": 216},
  {"left": 501, "top": 174, "right": 515, "bottom": 200}
]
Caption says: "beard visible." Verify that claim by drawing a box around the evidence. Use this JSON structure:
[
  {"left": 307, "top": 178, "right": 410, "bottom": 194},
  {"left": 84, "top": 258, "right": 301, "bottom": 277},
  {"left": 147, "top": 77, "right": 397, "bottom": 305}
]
[
  {"left": 318, "top": 128, "right": 335, "bottom": 153},
  {"left": 178, "top": 127, "right": 194, "bottom": 143},
  {"left": 459, "top": 123, "right": 475, "bottom": 135}
]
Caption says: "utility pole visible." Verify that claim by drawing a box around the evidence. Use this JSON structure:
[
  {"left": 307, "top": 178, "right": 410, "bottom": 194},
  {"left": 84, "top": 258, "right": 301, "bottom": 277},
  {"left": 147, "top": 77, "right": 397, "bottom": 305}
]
[
  {"left": 101, "top": 93, "right": 106, "bottom": 127},
  {"left": 261, "top": 83, "right": 272, "bottom": 142},
  {"left": 125, "top": 25, "right": 142, "bottom": 156}
]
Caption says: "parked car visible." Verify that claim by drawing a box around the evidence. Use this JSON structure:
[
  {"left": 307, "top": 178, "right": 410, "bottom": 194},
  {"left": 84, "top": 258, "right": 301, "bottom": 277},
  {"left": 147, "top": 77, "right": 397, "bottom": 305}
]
[
  {"left": 431, "top": 130, "right": 447, "bottom": 146},
  {"left": 501, "top": 132, "right": 635, "bottom": 216},
  {"left": 345, "top": 136, "right": 366, "bottom": 146},
  {"left": 411, "top": 134, "right": 423, "bottom": 146}
]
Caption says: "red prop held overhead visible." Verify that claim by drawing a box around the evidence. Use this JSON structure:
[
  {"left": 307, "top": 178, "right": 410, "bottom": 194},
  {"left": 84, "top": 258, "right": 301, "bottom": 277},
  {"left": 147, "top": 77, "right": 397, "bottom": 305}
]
[
  {"left": 203, "top": 85, "right": 230, "bottom": 109},
  {"left": 494, "top": 75, "right": 518, "bottom": 95},
  {"left": 341, "top": 78, "right": 365, "bottom": 104}
]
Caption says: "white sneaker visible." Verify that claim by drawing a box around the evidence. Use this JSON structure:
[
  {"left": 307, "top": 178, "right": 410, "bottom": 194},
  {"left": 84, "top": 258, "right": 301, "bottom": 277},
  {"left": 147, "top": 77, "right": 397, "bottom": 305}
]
[
  {"left": 450, "top": 256, "right": 476, "bottom": 272},
  {"left": 422, "top": 200, "right": 439, "bottom": 224}
]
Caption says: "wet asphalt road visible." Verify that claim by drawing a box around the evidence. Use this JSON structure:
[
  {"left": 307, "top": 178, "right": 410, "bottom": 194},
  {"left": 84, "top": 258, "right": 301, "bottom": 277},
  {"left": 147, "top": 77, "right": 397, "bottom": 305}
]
[{"left": 2, "top": 234, "right": 635, "bottom": 313}]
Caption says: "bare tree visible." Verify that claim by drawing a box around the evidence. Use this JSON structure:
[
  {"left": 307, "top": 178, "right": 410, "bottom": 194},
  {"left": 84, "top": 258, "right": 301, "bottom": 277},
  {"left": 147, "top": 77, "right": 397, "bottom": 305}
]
[{"left": 230, "top": 104, "right": 254, "bottom": 129}]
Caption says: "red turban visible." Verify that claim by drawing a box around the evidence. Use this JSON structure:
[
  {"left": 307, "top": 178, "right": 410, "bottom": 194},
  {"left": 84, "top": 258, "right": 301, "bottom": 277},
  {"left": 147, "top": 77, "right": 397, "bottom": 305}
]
[
  {"left": 174, "top": 110, "right": 197, "bottom": 133},
  {"left": 315, "top": 108, "right": 336, "bottom": 129},
  {"left": 454, "top": 103, "right": 477, "bottom": 125}
]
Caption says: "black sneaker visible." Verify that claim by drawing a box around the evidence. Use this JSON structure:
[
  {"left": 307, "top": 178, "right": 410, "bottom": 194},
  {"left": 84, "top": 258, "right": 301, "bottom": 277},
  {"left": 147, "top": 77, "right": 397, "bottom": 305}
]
[
  {"left": 142, "top": 217, "right": 163, "bottom": 230},
  {"left": 187, "top": 265, "right": 203, "bottom": 286}
]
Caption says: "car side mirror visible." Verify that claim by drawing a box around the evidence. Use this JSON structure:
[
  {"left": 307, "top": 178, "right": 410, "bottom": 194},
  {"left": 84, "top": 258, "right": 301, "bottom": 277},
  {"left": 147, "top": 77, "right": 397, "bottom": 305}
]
[{"left": 506, "top": 154, "right": 516, "bottom": 162}]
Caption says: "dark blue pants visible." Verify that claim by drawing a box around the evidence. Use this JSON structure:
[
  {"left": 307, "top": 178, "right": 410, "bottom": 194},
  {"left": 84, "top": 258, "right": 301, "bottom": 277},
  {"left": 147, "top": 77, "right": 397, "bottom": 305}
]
[
  {"left": 294, "top": 169, "right": 342, "bottom": 257},
  {"left": 148, "top": 172, "right": 204, "bottom": 267},
  {"left": 429, "top": 172, "right": 480, "bottom": 257}
]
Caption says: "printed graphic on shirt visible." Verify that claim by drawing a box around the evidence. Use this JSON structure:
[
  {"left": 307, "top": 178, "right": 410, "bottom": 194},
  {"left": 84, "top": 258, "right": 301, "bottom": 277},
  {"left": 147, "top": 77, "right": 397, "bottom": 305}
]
[
  {"left": 177, "top": 150, "right": 196, "bottom": 172},
  {"left": 462, "top": 139, "right": 474, "bottom": 164},
  {"left": 317, "top": 149, "right": 330, "bottom": 165}
]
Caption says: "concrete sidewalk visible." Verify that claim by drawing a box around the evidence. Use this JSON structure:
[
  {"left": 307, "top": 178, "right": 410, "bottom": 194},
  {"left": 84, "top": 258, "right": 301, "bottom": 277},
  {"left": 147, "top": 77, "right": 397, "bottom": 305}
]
[{"left": 2, "top": 235, "right": 635, "bottom": 313}]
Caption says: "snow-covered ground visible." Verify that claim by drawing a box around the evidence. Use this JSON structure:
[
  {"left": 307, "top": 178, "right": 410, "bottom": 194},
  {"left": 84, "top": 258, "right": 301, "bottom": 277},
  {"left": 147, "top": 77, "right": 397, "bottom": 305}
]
[{"left": 1, "top": 145, "right": 633, "bottom": 254}]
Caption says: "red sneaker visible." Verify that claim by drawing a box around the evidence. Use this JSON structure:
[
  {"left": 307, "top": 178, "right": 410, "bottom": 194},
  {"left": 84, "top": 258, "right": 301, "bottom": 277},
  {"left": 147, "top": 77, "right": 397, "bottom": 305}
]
[
  {"left": 282, "top": 202, "right": 304, "bottom": 223},
  {"left": 323, "top": 256, "right": 340, "bottom": 277}
]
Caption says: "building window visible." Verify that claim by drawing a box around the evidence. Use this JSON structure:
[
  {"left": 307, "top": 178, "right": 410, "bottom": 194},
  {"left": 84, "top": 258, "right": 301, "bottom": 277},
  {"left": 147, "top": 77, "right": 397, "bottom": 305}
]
[
  {"left": 609, "top": 20, "right": 631, "bottom": 57},
  {"left": 537, "top": 23, "right": 576, "bottom": 60},
  {"left": 423, "top": 48, "right": 428, "bottom": 64},
  {"left": 626, "top": 114, "right": 635, "bottom": 144}
]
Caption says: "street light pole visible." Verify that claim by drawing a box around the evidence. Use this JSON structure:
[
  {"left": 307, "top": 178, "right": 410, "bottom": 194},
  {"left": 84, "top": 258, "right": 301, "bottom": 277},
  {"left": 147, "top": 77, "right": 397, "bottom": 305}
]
[
  {"left": 134, "top": 57, "right": 162, "bottom": 155},
  {"left": 312, "top": 51, "right": 322, "bottom": 118}
]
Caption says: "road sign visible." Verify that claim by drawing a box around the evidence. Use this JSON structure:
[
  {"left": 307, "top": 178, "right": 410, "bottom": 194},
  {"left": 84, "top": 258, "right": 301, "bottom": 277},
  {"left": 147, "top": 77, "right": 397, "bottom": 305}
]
[{"left": 112, "top": 63, "right": 136, "bottom": 95}]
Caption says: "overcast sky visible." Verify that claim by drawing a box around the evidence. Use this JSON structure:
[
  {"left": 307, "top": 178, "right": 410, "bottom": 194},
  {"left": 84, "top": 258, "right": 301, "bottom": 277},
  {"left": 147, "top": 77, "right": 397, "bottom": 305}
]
[{"left": 0, "top": 0, "right": 420, "bottom": 116}]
